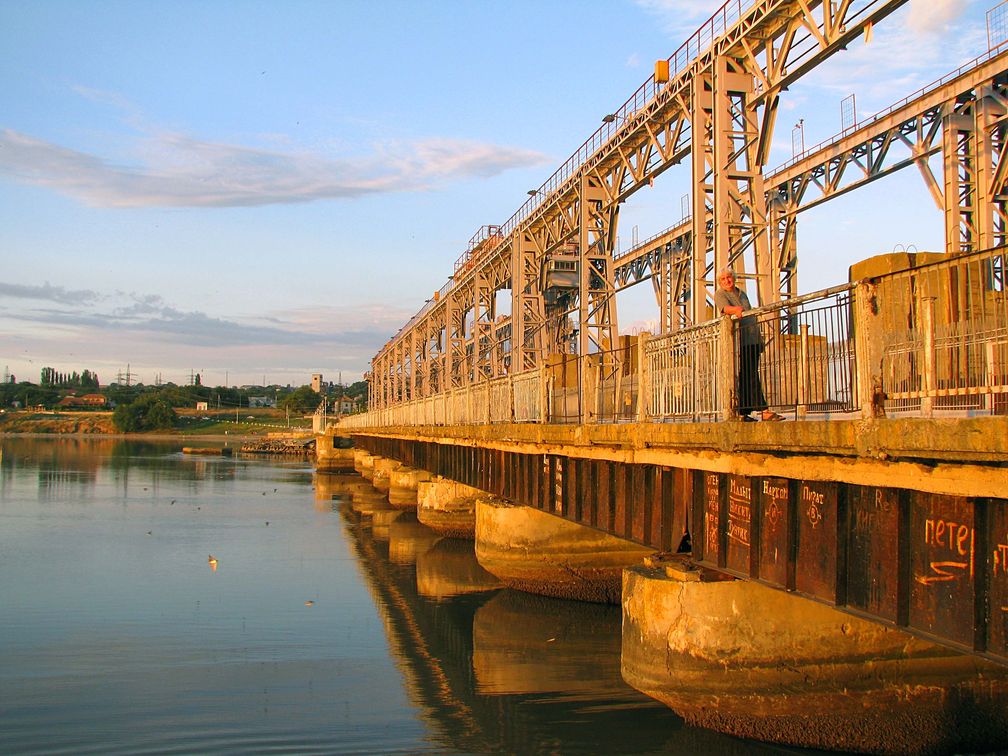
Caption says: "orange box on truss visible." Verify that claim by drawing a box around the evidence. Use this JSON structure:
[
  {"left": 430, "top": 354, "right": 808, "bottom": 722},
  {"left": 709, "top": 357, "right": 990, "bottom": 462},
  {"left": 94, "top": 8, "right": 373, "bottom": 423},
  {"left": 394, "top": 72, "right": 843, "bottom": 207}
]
[{"left": 655, "top": 59, "right": 669, "bottom": 84}]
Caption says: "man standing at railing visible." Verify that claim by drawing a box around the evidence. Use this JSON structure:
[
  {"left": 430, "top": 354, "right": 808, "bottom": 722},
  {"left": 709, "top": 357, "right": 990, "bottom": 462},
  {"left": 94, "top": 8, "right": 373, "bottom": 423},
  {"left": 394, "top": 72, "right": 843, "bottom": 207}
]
[{"left": 714, "top": 268, "right": 783, "bottom": 422}]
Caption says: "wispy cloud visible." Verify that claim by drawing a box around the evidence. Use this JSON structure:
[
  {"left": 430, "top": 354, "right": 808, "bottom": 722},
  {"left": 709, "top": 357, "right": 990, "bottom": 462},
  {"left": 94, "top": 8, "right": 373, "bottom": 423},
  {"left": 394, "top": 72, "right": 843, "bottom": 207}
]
[
  {"left": 0, "top": 285, "right": 409, "bottom": 349},
  {"left": 0, "top": 281, "right": 101, "bottom": 305},
  {"left": 633, "top": 0, "right": 714, "bottom": 38},
  {"left": 908, "top": 0, "right": 969, "bottom": 34},
  {"left": 0, "top": 284, "right": 413, "bottom": 383},
  {"left": 796, "top": 3, "right": 984, "bottom": 111},
  {"left": 0, "top": 127, "right": 548, "bottom": 209}
]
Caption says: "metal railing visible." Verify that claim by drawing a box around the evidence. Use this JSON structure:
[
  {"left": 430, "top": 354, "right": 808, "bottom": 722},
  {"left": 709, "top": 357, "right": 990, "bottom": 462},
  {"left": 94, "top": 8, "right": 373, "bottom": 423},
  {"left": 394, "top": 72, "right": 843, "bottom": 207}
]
[
  {"left": 646, "top": 320, "right": 721, "bottom": 422},
  {"left": 748, "top": 285, "right": 858, "bottom": 419},
  {"left": 877, "top": 247, "right": 1007, "bottom": 415},
  {"left": 340, "top": 249, "right": 1008, "bottom": 429}
]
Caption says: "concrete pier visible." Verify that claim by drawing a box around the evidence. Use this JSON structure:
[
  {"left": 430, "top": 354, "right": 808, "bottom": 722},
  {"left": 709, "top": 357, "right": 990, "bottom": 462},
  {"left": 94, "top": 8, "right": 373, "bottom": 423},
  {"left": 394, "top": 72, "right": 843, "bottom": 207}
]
[
  {"left": 314, "top": 432, "right": 355, "bottom": 472},
  {"left": 621, "top": 559, "right": 1008, "bottom": 754},
  {"left": 371, "top": 457, "right": 400, "bottom": 494},
  {"left": 353, "top": 450, "right": 376, "bottom": 479},
  {"left": 475, "top": 497, "right": 653, "bottom": 604},
  {"left": 416, "top": 477, "right": 479, "bottom": 538},
  {"left": 388, "top": 466, "right": 431, "bottom": 508}
]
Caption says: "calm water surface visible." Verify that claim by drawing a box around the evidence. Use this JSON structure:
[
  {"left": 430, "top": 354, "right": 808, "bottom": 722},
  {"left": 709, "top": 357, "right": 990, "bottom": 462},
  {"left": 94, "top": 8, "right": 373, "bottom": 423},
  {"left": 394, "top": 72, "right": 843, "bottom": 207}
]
[{"left": 0, "top": 437, "right": 801, "bottom": 755}]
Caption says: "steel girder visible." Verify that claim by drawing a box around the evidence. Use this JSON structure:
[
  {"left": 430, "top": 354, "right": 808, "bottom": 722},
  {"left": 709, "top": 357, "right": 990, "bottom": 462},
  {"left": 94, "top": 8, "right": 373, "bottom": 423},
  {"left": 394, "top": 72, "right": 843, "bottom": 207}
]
[
  {"left": 367, "top": 0, "right": 909, "bottom": 409},
  {"left": 767, "top": 50, "right": 1008, "bottom": 275},
  {"left": 511, "top": 231, "right": 547, "bottom": 373}
]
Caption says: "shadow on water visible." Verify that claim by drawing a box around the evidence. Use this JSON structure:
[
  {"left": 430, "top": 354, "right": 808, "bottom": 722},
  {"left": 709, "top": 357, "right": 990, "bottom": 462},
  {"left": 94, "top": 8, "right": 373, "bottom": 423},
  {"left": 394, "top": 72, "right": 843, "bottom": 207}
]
[{"left": 333, "top": 476, "right": 822, "bottom": 755}]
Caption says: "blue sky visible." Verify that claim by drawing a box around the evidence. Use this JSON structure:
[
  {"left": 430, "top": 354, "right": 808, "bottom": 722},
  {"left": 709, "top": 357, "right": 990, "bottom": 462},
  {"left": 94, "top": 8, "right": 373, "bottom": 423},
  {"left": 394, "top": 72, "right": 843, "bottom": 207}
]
[{"left": 0, "top": 0, "right": 991, "bottom": 387}]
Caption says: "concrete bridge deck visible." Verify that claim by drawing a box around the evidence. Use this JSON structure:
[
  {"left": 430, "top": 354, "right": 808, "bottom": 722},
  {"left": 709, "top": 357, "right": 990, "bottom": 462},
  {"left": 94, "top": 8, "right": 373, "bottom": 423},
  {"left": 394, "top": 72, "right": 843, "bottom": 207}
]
[{"left": 344, "top": 414, "right": 1007, "bottom": 667}]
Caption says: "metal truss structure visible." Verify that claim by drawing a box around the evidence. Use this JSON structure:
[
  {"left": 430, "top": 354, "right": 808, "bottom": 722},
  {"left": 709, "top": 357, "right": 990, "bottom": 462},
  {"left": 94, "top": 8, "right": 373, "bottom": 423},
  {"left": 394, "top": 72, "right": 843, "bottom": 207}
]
[{"left": 369, "top": 0, "right": 1008, "bottom": 412}]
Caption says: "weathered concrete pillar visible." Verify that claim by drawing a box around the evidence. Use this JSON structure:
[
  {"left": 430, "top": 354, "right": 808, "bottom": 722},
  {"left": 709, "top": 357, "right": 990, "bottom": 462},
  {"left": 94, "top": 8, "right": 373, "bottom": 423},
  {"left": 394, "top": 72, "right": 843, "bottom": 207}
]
[
  {"left": 475, "top": 497, "right": 653, "bottom": 604},
  {"left": 371, "top": 457, "right": 401, "bottom": 493},
  {"left": 354, "top": 450, "right": 376, "bottom": 478},
  {"left": 388, "top": 512, "right": 443, "bottom": 565},
  {"left": 416, "top": 476, "right": 480, "bottom": 538},
  {"left": 621, "top": 558, "right": 1008, "bottom": 754},
  {"left": 388, "top": 466, "right": 432, "bottom": 509},
  {"left": 315, "top": 431, "right": 355, "bottom": 472},
  {"left": 415, "top": 538, "right": 501, "bottom": 600}
]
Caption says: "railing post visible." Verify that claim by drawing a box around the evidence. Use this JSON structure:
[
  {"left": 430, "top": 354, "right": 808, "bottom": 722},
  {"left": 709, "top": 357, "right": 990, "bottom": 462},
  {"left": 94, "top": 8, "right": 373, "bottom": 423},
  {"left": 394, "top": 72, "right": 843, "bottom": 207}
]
[
  {"left": 636, "top": 332, "right": 651, "bottom": 422},
  {"left": 718, "top": 315, "right": 736, "bottom": 422},
  {"left": 921, "top": 296, "right": 936, "bottom": 417},
  {"left": 986, "top": 341, "right": 998, "bottom": 414},
  {"left": 797, "top": 324, "right": 810, "bottom": 420},
  {"left": 591, "top": 356, "right": 602, "bottom": 423},
  {"left": 538, "top": 363, "right": 548, "bottom": 423},
  {"left": 508, "top": 374, "right": 515, "bottom": 423},
  {"left": 854, "top": 280, "right": 884, "bottom": 418}
]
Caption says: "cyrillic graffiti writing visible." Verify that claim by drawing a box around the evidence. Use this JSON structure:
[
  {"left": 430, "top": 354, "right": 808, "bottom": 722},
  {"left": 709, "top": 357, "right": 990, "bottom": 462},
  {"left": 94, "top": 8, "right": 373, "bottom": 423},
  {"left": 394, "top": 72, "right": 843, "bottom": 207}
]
[{"left": 917, "top": 517, "right": 976, "bottom": 585}]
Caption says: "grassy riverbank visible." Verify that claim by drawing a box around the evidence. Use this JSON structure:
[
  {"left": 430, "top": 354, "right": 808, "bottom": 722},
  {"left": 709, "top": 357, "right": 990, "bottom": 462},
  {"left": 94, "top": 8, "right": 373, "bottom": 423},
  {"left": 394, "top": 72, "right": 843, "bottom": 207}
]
[{"left": 0, "top": 408, "right": 313, "bottom": 437}]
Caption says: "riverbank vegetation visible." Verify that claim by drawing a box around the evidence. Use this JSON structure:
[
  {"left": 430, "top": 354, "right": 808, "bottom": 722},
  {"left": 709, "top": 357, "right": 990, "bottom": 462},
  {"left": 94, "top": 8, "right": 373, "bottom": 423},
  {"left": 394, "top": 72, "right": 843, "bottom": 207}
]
[
  {"left": 0, "top": 373, "right": 368, "bottom": 416},
  {"left": 0, "top": 407, "right": 313, "bottom": 436}
]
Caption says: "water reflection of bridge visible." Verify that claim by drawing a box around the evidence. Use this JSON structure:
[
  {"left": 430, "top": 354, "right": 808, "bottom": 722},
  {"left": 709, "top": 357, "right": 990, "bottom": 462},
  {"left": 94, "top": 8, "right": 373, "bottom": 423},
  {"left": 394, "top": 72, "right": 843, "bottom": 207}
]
[{"left": 327, "top": 475, "right": 768, "bottom": 754}]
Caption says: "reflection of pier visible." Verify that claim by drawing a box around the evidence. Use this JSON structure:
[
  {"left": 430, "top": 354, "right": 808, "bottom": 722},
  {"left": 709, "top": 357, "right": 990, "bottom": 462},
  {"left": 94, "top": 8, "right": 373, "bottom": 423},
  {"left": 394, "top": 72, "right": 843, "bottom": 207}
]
[{"left": 333, "top": 478, "right": 764, "bottom": 754}]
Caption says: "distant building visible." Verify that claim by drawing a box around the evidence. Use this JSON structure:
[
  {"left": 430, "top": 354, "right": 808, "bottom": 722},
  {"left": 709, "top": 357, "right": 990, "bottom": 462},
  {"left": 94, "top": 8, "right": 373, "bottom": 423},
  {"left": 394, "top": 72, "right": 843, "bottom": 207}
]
[
  {"left": 336, "top": 395, "right": 364, "bottom": 414},
  {"left": 57, "top": 393, "right": 108, "bottom": 409},
  {"left": 248, "top": 396, "right": 276, "bottom": 408},
  {"left": 311, "top": 373, "right": 323, "bottom": 393},
  {"left": 196, "top": 401, "right": 209, "bottom": 411}
]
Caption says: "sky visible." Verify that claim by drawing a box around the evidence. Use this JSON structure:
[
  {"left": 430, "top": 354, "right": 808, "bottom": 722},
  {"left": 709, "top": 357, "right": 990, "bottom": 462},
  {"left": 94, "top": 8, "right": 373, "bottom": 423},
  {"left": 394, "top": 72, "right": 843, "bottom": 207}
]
[{"left": 0, "top": 0, "right": 995, "bottom": 388}]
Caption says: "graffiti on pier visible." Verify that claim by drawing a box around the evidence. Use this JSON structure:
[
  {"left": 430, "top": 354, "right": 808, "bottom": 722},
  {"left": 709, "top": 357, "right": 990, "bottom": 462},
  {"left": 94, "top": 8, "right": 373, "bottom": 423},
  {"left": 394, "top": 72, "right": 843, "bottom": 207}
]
[
  {"left": 726, "top": 475, "right": 752, "bottom": 574},
  {"left": 703, "top": 472, "right": 720, "bottom": 563},
  {"left": 759, "top": 478, "right": 789, "bottom": 588},
  {"left": 917, "top": 516, "right": 976, "bottom": 585}
]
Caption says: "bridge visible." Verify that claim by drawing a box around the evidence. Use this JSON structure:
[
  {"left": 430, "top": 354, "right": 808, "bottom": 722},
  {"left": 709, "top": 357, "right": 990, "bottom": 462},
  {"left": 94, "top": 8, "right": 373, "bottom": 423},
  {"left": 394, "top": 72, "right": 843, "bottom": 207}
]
[{"left": 326, "top": 0, "right": 1008, "bottom": 750}]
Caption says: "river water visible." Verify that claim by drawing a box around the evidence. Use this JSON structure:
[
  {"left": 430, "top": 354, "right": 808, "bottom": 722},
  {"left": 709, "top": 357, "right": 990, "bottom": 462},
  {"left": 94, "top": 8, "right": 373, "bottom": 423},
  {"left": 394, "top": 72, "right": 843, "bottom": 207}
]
[{"left": 0, "top": 437, "right": 804, "bottom": 755}]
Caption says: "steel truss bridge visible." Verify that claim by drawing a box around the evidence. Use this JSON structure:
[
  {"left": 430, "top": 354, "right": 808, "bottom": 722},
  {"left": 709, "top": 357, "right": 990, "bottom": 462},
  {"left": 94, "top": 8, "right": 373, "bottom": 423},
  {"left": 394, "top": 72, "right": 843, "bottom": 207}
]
[
  {"left": 339, "top": 1, "right": 1008, "bottom": 666},
  {"left": 360, "top": 0, "right": 1007, "bottom": 411}
]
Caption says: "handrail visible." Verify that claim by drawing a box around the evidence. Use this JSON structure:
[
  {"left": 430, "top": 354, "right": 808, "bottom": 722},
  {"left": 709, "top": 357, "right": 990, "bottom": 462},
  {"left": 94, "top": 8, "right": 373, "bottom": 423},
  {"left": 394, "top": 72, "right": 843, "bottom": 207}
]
[{"left": 770, "top": 40, "right": 1008, "bottom": 176}]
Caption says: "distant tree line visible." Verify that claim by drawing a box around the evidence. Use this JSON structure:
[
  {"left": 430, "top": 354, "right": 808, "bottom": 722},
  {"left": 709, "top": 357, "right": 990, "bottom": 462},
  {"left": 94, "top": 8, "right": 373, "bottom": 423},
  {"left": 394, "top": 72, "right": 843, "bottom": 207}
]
[
  {"left": 40, "top": 367, "right": 100, "bottom": 389},
  {"left": 1, "top": 374, "right": 370, "bottom": 426}
]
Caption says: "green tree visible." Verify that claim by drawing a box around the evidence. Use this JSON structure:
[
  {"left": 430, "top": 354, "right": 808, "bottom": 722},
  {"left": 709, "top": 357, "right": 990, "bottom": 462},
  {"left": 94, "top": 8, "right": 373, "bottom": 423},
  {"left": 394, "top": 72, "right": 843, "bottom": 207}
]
[
  {"left": 113, "top": 394, "right": 177, "bottom": 432},
  {"left": 279, "top": 386, "right": 322, "bottom": 414}
]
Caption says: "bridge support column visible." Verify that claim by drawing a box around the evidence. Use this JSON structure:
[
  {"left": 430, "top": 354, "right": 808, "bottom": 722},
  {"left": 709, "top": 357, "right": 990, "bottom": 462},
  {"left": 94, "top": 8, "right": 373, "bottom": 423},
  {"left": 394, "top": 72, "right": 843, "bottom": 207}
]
[
  {"left": 353, "top": 450, "right": 376, "bottom": 478},
  {"left": 476, "top": 497, "right": 653, "bottom": 604},
  {"left": 417, "top": 476, "right": 480, "bottom": 538},
  {"left": 622, "top": 559, "right": 1008, "bottom": 754},
  {"left": 315, "top": 431, "right": 355, "bottom": 472},
  {"left": 371, "top": 457, "right": 401, "bottom": 494},
  {"left": 388, "top": 466, "right": 432, "bottom": 508}
]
